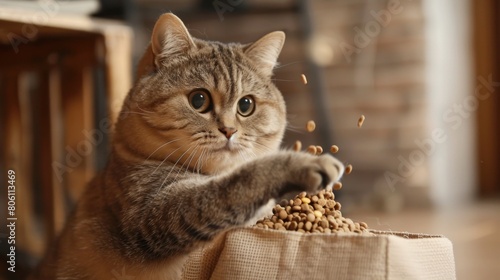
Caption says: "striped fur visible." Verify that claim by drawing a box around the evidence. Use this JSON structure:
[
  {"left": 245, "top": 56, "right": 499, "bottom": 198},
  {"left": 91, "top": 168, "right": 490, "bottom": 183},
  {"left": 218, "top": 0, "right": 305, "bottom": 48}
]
[{"left": 31, "top": 14, "right": 344, "bottom": 280}]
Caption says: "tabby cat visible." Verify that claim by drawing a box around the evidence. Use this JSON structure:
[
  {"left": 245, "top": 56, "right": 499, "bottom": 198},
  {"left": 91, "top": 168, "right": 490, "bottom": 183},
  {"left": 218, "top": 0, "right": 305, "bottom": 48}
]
[{"left": 32, "top": 13, "right": 344, "bottom": 279}]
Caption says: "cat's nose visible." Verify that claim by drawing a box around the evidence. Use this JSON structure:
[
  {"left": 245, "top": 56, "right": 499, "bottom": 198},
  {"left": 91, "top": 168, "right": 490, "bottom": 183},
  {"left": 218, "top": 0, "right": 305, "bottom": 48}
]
[{"left": 218, "top": 127, "right": 237, "bottom": 139}]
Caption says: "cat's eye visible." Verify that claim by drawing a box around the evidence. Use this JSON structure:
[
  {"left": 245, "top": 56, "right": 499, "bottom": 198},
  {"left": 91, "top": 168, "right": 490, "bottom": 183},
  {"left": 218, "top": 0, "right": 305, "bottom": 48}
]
[
  {"left": 189, "top": 89, "right": 211, "bottom": 113},
  {"left": 237, "top": 96, "right": 255, "bottom": 116}
]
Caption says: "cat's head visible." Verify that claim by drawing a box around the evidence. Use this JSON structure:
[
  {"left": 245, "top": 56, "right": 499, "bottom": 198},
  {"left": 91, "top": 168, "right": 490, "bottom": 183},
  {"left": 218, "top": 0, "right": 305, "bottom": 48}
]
[{"left": 115, "top": 13, "right": 286, "bottom": 174}]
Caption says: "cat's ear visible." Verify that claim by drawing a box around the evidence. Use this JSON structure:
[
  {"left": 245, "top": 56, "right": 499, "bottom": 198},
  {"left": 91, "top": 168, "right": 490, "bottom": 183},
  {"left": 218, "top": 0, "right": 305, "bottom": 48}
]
[
  {"left": 151, "top": 13, "right": 196, "bottom": 60},
  {"left": 136, "top": 13, "right": 196, "bottom": 79},
  {"left": 244, "top": 31, "right": 285, "bottom": 77}
]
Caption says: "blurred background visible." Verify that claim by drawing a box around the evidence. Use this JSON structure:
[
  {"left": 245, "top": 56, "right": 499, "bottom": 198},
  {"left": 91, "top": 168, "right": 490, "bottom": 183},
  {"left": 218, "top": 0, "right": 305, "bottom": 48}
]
[{"left": 0, "top": 0, "right": 499, "bottom": 279}]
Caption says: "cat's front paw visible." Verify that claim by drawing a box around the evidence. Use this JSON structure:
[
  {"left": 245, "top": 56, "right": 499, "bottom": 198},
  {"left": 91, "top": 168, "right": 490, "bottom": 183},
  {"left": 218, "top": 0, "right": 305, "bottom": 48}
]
[{"left": 289, "top": 153, "right": 344, "bottom": 193}]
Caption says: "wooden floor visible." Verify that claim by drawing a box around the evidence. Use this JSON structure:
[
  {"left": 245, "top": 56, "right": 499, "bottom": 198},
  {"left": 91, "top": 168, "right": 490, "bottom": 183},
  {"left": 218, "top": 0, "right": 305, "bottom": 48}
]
[{"left": 348, "top": 199, "right": 500, "bottom": 280}]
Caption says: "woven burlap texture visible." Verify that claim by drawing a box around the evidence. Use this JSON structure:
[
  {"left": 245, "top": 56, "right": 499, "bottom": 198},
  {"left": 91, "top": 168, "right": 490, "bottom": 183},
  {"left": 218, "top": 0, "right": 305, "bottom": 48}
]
[{"left": 181, "top": 228, "right": 456, "bottom": 280}]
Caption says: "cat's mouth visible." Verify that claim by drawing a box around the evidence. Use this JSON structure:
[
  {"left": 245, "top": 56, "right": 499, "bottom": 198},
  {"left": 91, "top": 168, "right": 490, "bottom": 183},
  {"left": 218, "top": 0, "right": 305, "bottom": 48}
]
[{"left": 215, "top": 139, "right": 240, "bottom": 152}]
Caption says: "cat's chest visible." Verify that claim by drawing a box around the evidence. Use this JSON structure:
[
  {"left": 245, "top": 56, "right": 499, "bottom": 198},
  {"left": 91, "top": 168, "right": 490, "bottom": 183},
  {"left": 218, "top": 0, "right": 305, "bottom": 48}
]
[{"left": 120, "top": 255, "right": 189, "bottom": 280}]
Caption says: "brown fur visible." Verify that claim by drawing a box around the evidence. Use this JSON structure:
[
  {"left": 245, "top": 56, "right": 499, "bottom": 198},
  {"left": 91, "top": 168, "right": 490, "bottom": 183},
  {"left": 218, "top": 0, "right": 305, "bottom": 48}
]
[{"left": 31, "top": 13, "right": 344, "bottom": 279}]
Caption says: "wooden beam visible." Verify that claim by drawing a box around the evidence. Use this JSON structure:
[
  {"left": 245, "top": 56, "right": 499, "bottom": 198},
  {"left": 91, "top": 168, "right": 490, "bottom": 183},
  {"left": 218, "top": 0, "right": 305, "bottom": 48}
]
[
  {"left": 61, "top": 66, "right": 95, "bottom": 203},
  {"left": 473, "top": 0, "right": 500, "bottom": 196}
]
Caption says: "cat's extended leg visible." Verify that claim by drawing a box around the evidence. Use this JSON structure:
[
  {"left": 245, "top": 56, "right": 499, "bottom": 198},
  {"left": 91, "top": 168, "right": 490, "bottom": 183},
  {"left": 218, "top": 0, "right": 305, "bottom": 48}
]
[{"left": 118, "top": 150, "right": 343, "bottom": 261}]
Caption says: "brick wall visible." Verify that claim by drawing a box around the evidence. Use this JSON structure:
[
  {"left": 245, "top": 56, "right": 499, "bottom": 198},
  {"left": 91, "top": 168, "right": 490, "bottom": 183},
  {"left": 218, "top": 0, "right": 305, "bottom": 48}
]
[{"left": 307, "top": 0, "right": 429, "bottom": 211}]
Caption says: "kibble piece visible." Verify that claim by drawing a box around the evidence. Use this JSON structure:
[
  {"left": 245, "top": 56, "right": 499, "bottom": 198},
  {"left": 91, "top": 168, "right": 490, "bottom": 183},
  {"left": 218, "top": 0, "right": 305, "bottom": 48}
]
[
  {"left": 317, "top": 198, "right": 326, "bottom": 206},
  {"left": 330, "top": 145, "right": 339, "bottom": 153},
  {"left": 278, "top": 210, "right": 288, "bottom": 220},
  {"left": 334, "top": 210, "right": 342, "bottom": 218},
  {"left": 324, "top": 191, "right": 333, "bottom": 199},
  {"left": 293, "top": 198, "right": 302, "bottom": 206},
  {"left": 301, "top": 74, "right": 308, "bottom": 85},
  {"left": 293, "top": 140, "right": 302, "bottom": 152},
  {"left": 318, "top": 191, "right": 325, "bottom": 199},
  {"left": 320, "top": 219, "right": 329, "bottom": 229},
  {"left": 306, "top": 120, "right": 316, "bottom": 132},
  {"left": 307, "top": 213, "right": 315, "bottom": 222},
  {"left": 301, "top": 197, "right": 311, "bottom": 204},
  {"left": 333, "top": 182, "right": 342, "bottom": 190},
  {"left": 357, "top": 114, "right": 365, "bottom": 128},
  {"left": 300, "top": 204, "right": 309, "bottom": 212},
  {"left": 345, "top": 164, "right": 353, "bottom": 175},
  {"left": 306, "top": 145, "right": 317, "bottom": 155},
  {"left": 325, "top": 200, "right": 336, "bottom": 209},
  {"left": 313, "top": 210, "right": 323, "bottom": 218},
  {"left": 315, "top": 146, "right": 323, "bottom": 155},
  {"left": 334, "top": 202, "right": 342, "bottom": 211},
  {"left": 305, "top": 221, "right": 312, "bottom": 231}
]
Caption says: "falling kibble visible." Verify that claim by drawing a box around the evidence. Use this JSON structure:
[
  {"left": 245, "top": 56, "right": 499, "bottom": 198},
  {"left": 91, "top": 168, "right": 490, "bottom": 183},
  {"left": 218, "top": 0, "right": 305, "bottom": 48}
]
[
  {"left": 293, "top": 140, "right": 302, "bottom": 152},
  {"left": 333, "top": 182, "right": 342, "bottom": 190},
  {"left": 306, "top": 120, "right": 316, "bottom": 132},
  {"left": 315, "top": 146, "right": 323, "bottom": 155},
  {"left": 306, "top": 145, "right": 317, "bottom": 155},
  {"left": 301, "top": 74, "right": 308, "bottom": 85},
  {"left": 357, "top": 115, "right": 365, "bottom": 128},
  {"left": 345, "top": 164, "right": 353, "bottom": 175},
  {"left": 330, "top": 145, "right": 339, "bottom": 153}
]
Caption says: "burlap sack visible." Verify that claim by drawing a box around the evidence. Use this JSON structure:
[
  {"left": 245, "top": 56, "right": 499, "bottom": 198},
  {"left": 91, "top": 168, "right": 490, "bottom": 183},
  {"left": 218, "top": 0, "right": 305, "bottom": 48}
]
[{"left": 182, "top": 227, "right": 456, "bottom": 280}]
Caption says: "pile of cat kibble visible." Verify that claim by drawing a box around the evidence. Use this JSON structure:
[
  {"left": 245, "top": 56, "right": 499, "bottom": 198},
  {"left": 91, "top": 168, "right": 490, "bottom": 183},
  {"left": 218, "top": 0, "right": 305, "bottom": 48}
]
[
  {"left": 255, "top": 189, "right": 369, "bottom": 234},
  {"left": 255, "top": 96, "right": 370, "bottom": 234}
]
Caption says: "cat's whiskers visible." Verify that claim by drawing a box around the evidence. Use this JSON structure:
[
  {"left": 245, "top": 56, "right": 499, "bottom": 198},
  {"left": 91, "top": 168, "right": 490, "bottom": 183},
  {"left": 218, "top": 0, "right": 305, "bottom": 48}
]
[
  {"left": 195, "top": 147, "right": 209, "bottom": 175},
  {"left": 158, "top": 141, "right": 198, "bottom": 192},
  {"left": 285, "top": 124, "right": 304, "bottom": 134},
  {"left": 273, "top": 60, "right": 303, "bottom": 70},
  {"left": 143, "top": 137, "right": 187, "bottom": 163},
  {"left": 150, "top": 140, "right": 192, "bottom": 176},
  {"left": 246, "top": 139, "right": 274, "bottom": 155},
  {"left": 178, "top": 143, "right": 202, "bottom": 178},
  {"left": 136, "top": 104, "right": 154, "bottom": 114},
  {"left": 193, "top": 147, "right": 205, "bottom": 174},
  {"left": 271, "top": 78, "right": 301, "bottom": 83},
  {"left": 120, "top": 111, "right": 152, "bottom": 117},
  {"left": 235, "top": 148, "right": 246, "bottom": 163}
]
